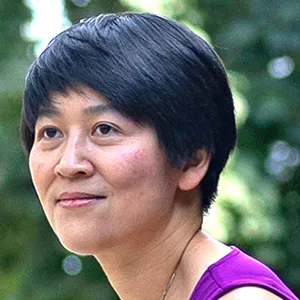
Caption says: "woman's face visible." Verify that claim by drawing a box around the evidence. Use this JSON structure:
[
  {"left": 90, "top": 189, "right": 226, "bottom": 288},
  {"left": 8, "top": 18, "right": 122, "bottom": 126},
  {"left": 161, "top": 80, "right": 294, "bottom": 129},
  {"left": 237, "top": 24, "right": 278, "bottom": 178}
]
[{"left": 29, "top": 87, "right": 182, "bottom": 254}]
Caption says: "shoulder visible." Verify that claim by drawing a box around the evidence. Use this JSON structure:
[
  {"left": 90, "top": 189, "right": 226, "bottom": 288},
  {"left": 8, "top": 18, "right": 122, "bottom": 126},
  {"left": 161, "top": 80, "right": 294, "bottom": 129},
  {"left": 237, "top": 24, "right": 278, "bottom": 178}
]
[{"left": 218, "top": 286, "right": 284, "bottom": 300}]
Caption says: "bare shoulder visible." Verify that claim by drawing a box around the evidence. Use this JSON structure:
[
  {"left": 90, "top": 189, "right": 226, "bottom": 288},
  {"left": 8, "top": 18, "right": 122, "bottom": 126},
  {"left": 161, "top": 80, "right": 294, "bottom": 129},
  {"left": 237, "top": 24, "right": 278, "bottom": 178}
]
[{"left": 218, "top": 286, "right": 284, "bottom": 300}]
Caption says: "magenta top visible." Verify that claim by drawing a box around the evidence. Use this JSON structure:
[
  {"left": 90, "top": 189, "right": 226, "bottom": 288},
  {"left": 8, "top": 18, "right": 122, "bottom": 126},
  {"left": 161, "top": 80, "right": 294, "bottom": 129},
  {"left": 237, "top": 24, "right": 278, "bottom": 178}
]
[{"left": 189, "top": 246, "right": 298, "bottom": 300}]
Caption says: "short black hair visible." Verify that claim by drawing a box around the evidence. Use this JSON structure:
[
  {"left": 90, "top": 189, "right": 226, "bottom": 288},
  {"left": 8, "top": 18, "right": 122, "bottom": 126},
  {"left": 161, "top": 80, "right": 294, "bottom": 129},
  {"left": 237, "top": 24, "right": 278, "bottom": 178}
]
[{"left": 21, "top": 12, "right": 236, "bottom": 212}]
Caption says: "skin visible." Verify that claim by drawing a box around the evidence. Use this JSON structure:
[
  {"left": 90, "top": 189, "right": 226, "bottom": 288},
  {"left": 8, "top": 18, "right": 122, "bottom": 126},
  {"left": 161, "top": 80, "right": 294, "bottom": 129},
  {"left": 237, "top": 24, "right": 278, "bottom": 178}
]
[
  {"left": 29, "top": 87, "right": 188, "bottom": 254},
  {"left": 29, "top": 86, "right": 283, "bottom": 300}
]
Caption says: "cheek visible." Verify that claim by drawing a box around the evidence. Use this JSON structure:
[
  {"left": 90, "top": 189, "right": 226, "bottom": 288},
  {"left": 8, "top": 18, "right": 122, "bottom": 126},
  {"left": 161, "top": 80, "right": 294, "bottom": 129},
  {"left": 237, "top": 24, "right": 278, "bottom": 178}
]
[
  {"left": 29, "top": 149, "right": 52, "bottom": 196},
  {"left": 29, "top": 149, "right": 57, "bottom": 228},
  {"left": 121, "top": 148, "right": 149, "bottom": 169},
  {"left": 109, "top": 148, "right": 158, "bottom": 183},
  {"left": 29, "top": 150, "right": 41, "bottom": 184},
  {"left": 103, "top": 145, "right": 178, "bottom": 202}
]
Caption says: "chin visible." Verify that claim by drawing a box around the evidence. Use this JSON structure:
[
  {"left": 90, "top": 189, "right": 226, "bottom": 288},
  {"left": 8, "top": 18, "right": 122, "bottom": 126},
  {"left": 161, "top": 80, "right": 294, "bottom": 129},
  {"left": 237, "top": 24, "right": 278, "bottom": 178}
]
[{"left": 57, "top": 235, "right": 100, "bottom": 256}]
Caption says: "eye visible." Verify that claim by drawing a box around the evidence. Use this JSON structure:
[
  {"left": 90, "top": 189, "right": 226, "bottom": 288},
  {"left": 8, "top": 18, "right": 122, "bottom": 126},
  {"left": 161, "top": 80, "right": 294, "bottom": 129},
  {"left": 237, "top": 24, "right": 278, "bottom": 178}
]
[
  {"left": 94, "top": 123, "right": 116, "bottom": 136},
  {"left": 41, "top": 127, "right": 63, "bottom": 139}
]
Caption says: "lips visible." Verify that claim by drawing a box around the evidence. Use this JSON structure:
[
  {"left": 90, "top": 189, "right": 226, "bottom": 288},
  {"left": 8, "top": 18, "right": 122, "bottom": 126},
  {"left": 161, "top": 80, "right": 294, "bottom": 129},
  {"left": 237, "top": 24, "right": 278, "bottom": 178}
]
[{"left": 57, "top": 192, "right": 106, "bottom": 208}]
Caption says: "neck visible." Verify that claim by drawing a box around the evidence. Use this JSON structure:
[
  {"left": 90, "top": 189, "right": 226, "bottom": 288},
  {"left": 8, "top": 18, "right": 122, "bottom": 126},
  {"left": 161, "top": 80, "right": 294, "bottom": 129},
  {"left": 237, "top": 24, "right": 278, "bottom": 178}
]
[{"left": 94, "top": 219, "right": 202, "bottom": 300}]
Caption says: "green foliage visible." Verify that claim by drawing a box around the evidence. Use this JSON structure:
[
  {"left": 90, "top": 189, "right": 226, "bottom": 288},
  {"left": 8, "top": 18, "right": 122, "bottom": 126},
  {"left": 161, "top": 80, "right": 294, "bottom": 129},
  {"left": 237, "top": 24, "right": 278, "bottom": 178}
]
[
  {"left": 196, "top": 1, "right": 300, "bottom": 294},
  {"left": 1, "top": 0, "right": 299, "bottom": 299}
]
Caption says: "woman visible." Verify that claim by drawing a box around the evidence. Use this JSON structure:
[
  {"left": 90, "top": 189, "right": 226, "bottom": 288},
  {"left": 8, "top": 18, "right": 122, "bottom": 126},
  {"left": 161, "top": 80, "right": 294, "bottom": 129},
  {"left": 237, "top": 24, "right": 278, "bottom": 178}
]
[{"left": 21, "top": 13, "right": 298, "bottom": 300}]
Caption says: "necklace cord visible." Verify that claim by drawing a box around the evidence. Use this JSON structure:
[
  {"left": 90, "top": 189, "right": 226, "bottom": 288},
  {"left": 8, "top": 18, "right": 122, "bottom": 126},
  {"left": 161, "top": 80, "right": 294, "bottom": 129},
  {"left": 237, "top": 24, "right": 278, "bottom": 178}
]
[{"left": 159, "top": 228, "right": 200, "bottom": 300}]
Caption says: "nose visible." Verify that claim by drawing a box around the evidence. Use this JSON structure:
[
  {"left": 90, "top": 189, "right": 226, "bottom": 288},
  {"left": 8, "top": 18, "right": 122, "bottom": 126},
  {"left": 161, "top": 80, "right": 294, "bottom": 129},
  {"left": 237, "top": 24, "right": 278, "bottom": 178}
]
[{"left": 54, "top": 136, "right": 94, "bottom": 179}]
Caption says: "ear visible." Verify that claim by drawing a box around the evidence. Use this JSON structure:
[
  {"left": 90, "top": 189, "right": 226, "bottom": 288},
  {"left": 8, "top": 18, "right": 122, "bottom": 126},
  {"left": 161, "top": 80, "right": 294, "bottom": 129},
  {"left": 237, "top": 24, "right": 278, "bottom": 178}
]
[{"left": 178, "top": 149, "right": 210, "bottom": 191}]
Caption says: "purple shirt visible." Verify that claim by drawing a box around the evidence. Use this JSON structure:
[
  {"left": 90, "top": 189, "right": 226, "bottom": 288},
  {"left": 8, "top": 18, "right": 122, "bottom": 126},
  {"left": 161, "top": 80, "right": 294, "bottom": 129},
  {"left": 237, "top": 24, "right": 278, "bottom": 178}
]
[{"left": 189, "top": 246, "right": 298, "bottom": 300}]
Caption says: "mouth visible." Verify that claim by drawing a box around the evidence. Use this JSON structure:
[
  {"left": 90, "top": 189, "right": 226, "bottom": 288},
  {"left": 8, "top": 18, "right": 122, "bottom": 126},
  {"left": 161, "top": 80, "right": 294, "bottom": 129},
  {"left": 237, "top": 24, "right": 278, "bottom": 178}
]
[{"left": 57, "top": 192, "right": 106, "bottom": 208}]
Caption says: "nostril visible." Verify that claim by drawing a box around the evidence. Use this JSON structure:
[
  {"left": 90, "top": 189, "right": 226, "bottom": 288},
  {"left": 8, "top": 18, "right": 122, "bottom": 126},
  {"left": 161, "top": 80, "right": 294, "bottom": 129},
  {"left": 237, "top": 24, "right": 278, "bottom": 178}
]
[
  {"left": 54, "top": 152, "right": 94, "bottom": 178},
  {"left": 78, "top": 171, "right": 87, "bottom": 175}
]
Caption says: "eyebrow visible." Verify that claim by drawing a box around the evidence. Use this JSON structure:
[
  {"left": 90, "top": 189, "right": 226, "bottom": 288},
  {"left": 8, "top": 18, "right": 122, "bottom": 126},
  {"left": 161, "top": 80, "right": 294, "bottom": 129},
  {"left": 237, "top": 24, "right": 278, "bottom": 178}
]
[
  {"left": 38, "top": 105, "right": 61, "bottom": 118},
  {"left": 83, "top": 104, "right": 116, "bottom": 115},
  {"left": 38, "top": 103, "right": 117, "bottom": 118}
]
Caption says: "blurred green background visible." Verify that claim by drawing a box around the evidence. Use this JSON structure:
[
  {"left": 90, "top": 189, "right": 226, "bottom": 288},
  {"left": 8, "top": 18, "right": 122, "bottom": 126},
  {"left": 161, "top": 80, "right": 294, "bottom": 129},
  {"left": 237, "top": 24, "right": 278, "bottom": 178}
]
[{"left": 1, "top": 0, "right": 299, "bottom": 299}]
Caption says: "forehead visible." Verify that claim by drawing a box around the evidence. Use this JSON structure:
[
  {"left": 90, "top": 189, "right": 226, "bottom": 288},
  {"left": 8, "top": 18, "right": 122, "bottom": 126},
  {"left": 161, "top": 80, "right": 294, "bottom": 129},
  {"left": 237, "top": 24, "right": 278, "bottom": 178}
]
[{"left": 38, "top": 87, "right": 116, "bottom": 118}]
